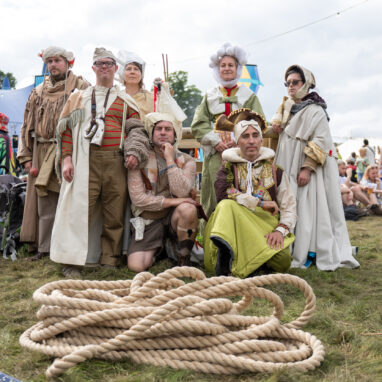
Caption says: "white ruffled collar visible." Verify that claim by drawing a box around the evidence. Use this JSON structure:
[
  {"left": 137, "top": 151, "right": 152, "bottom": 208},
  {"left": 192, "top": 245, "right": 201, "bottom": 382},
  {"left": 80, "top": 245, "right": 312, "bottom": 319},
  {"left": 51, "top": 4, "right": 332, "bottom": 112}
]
[{"left": 222, "top": 146, "right": 275, "bottom": 164}]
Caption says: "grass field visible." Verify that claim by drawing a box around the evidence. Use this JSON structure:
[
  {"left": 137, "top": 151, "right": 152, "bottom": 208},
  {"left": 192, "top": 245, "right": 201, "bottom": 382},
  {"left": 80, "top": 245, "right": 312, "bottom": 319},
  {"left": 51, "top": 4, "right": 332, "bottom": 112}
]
[{"left": 0, "top": 216, "right": 381, "bottom": 382}]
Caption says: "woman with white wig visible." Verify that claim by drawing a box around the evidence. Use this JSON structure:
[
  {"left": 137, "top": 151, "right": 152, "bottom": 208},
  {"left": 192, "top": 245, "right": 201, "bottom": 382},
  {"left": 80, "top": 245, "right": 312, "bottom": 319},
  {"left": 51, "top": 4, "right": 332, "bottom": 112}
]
[
  {"left": 117, "top": 50, "right": 155, "bottom": 117},
  {"left": 191, "top": 43, "right": 265, "bottom": 218},
  {"left": 273, "top": 64, "right": 359, "bottom": 270}
]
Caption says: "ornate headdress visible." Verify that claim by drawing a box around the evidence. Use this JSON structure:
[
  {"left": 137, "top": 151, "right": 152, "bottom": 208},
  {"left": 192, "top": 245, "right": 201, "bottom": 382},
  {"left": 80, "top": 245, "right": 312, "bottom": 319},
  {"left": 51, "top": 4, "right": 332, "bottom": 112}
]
[
  {"left": 209, "top": 42, "right": 248, "bottom": 87},
  {"left": 215, "top": 108, "right": 267, "bottom": 142}
]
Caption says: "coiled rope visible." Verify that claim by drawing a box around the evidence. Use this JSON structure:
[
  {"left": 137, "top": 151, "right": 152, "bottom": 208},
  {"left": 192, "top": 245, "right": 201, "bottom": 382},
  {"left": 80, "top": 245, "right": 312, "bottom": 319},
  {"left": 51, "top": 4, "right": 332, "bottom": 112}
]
[{"left": 19, "top": 267, "right": 325, "bottom": 378}]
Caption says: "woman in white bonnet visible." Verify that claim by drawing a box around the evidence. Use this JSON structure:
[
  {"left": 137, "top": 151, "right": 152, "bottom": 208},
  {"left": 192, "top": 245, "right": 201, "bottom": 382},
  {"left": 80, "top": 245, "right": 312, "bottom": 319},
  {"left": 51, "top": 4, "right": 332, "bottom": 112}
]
[
  {"left": 191, "top": 42, "right": 265, "bottom": 218},
  {"left": 117, "top": 51, "right": 155, "bottom": 117},
  {"left": 273, "top": 64, "right": 359, "bottom": 271}
]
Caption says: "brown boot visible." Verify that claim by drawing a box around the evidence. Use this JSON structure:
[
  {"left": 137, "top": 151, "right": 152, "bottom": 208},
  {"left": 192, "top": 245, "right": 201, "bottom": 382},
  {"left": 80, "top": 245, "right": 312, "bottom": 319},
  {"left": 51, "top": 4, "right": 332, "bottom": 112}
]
[
  {"left": 369, "top": 204, "right": 382, "bottom": 216},
  {"left": 25, "top": 252, "right": 49, "bottom": 261},
  {"left": 176, "top": 239, "right": 194, "bottom": 266}
]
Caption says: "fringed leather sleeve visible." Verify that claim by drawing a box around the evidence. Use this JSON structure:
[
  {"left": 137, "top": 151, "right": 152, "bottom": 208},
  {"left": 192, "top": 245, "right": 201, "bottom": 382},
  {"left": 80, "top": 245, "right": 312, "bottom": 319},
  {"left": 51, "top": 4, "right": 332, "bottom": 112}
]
[{"left": 17, "top": 90, "right": 35, "bottom": 162}]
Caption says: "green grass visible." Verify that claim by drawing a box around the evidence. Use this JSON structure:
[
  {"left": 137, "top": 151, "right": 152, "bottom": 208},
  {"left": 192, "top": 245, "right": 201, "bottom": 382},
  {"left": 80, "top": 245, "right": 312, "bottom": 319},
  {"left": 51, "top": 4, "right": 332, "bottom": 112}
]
[{"left": 1, "top": 216, "right": 381, "bottom": 381}]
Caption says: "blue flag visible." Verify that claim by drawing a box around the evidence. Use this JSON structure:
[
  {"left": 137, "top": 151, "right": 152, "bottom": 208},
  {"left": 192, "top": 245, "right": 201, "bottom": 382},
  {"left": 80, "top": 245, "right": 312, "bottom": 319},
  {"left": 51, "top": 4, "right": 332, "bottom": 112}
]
[{"left": 238, "top": 64, "right": 264, "bottom": 94}]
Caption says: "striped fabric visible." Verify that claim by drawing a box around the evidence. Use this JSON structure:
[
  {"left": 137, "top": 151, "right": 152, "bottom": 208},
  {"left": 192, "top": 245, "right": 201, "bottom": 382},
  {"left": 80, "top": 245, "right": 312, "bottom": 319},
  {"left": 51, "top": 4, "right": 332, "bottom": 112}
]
[{"left": 62, "top": 97, "right": 138, "bottom": 157}]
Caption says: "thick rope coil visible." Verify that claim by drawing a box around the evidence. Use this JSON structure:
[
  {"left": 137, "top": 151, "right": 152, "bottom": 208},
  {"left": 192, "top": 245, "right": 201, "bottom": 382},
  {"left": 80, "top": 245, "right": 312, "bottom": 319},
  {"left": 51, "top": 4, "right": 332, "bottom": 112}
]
[{"left": 19, "top": 267, "right": 325, "bottom": 378}]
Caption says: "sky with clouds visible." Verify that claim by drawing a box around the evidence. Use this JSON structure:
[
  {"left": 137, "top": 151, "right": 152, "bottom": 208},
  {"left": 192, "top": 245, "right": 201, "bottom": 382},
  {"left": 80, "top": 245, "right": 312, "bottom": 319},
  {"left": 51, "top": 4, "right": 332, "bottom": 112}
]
[{"left": 1, "top": 0, "right": 381, "bottom": 139}]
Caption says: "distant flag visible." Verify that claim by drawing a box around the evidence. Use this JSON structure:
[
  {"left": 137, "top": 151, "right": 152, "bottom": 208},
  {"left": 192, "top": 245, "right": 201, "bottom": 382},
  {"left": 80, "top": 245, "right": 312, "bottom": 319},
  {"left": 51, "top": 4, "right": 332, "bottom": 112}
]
[
  {"left": 42, "top": 63, "right": 49, "bottom": 75},
  {"left": 34, "top": 63, "right": 50, "bottom": 87},
  {"left": 238, "top": 64, "right": 263, "bottom": 94},
  {"left": 34, "top": 75, "right": 45, "bottom": 87}
]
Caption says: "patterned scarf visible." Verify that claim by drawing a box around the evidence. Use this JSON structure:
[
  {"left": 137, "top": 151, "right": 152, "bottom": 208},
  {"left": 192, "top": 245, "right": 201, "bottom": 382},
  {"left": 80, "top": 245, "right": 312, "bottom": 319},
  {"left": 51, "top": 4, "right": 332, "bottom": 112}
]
[{"left": 291, "top": 92, "right": 330, "bottom": 121}]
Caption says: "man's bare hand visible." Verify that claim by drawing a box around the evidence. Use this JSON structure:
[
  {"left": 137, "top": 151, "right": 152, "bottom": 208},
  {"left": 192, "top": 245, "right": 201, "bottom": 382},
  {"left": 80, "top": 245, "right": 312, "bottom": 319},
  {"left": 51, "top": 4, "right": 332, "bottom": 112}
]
[
  {"left": 214, "top": 142, "right": 229, "bottom": 153},
  {"left": 262, "top": 201, "right": 279, "bottom": 215},
  {"left": 272, "top": 124, "right": 283, "bottom": 135},
  {"left": 265, "top": 231, "right": 284, "bottom": 250},
  {"left": 161, "top": 142, "right": 175, "bottom": 163},
  {"left": 297, "top": 168, "right": 311, "bottom": 187},
  {"left": 163, "top": 197, "right": 199, "bottom": 208},
  {"left": 24, "top": 161, "right": 32, "bottom": 173},
  {"left": 63, "top": 156, "right": 74, "bottom": 182},
  {"left": 125, "top": 155, "right": 138, "bottom": 169},
  {"left": 226, "top": 140, "right": 236, "bottom": 148}
]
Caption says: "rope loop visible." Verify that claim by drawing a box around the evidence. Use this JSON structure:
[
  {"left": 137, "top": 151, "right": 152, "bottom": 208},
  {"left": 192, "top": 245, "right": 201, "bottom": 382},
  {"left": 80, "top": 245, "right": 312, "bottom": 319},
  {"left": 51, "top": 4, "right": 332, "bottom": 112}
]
[{"left": 19, "top": 267, "right": 324, "bottom": 378}]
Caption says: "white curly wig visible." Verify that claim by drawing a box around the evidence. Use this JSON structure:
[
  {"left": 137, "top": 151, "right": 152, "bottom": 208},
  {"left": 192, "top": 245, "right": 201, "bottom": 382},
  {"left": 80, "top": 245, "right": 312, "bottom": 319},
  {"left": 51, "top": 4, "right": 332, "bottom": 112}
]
[
  {"left": 116, "top": 50, "right": 146, "bottom": 85},
  {"left": 209, "top": 42, "right": 248, "bottom": 87}
]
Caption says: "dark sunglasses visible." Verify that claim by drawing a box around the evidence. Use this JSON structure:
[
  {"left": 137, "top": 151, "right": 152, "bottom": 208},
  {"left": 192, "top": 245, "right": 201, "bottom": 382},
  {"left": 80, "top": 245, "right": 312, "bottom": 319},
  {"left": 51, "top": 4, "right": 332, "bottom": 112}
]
[{"left": 284, "top": 79, "right": 303, "bottom": 87}]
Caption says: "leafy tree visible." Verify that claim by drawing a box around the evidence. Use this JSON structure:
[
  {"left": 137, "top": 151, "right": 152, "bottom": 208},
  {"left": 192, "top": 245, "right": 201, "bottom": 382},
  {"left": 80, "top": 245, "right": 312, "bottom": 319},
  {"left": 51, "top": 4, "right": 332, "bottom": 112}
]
[
  {"left": 0, "top": 70, "right": 17, "bottom": 89},
  {"left": 168, "top": 71, "right": 202, "bottom": 127}
]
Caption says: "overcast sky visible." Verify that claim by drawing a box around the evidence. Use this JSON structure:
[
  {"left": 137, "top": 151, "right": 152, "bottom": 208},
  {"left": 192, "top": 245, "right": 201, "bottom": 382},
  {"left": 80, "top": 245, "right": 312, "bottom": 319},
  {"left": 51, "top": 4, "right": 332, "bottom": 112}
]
[{"left": 1, "top": 0, "right": 381, "bottom": 139}]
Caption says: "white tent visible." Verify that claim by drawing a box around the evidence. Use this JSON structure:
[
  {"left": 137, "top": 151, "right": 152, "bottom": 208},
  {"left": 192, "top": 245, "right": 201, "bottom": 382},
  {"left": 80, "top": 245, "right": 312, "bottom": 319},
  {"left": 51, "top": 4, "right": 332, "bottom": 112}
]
[{"left": 337, "top": 138, "right": 382, "bottom": 163}]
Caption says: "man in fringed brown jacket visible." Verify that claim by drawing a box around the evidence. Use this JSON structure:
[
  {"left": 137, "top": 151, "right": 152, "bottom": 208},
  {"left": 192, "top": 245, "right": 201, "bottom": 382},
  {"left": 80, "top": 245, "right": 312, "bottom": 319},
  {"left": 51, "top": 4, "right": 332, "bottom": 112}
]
[{"left": 17, "top": 46, "right": 89, "bottom": 260}]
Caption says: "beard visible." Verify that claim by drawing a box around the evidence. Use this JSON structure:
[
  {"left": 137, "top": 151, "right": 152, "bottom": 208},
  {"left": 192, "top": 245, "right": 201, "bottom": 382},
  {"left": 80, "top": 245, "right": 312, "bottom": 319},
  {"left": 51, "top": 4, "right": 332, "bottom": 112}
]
[{"left": 51, "top": 72, "right": 67, "bottom": 83}]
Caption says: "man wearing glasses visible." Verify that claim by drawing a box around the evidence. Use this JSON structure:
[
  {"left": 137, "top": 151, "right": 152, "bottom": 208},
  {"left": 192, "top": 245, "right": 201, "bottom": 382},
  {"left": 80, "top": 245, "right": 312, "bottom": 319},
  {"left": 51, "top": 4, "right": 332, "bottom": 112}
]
[
  {"left": 17, "top": 46, "right": 89, "bottom": 261},
  {"left": 51, "top": 47, "right": 150, "bottom": 277}
]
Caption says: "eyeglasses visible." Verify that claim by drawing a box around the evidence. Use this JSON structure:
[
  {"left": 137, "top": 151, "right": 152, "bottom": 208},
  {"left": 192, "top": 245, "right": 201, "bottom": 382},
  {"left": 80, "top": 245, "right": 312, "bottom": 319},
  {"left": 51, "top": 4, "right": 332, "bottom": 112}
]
[
  {"left": 93, "top": 61, "right": 115, "bottom": 68},
  {"left": 284, "top": 79, "right": 303, "bottom": 87}
]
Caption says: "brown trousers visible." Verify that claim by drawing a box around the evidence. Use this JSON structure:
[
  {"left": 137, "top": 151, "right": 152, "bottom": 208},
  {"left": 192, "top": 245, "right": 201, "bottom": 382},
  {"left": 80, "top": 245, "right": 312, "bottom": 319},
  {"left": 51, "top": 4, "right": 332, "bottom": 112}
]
[
  {"left": 37, "top": 191, "right": 59, "bottom": 252},
  {"left": 88, "top": 148, "right": 127, "bottom": 266},
  {"left": 21, "top": 142, "right": 59, "bottom": 251}
]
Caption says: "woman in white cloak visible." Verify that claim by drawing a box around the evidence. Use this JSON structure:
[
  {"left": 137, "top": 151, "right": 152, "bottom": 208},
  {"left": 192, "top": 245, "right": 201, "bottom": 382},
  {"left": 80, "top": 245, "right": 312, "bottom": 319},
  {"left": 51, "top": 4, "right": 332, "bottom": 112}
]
[{"left": 272, "top": 65, "right": 359, "bottom": 270}]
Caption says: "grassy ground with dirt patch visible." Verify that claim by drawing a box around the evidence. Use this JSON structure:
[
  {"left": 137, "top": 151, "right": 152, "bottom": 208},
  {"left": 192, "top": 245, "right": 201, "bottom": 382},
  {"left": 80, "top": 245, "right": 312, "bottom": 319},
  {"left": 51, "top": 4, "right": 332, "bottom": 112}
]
[{"left": 0, "top": 216, "right": 381, "bottom": 382}]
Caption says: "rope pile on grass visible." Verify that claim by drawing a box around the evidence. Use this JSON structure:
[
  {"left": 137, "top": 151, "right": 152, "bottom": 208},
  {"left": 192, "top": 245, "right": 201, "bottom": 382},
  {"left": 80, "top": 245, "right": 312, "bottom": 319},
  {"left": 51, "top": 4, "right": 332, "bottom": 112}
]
[{"left": 19, "top": 267, "right": 325, "bottom": 378}]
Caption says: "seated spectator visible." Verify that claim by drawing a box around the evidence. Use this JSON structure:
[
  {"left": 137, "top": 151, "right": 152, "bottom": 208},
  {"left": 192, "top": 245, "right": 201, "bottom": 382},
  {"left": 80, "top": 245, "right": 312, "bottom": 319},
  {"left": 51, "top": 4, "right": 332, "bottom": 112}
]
[
  {"left": 355, "top": 148, "right": 369, "bottom": 182},
  {"left": 203, "top": 109, "right": 297, "bottom": 278},
  {"left": 0, "top": 113, "right": 17, "bottom": 176},
  {"left": 340, "top": 186, "right": 361, "bottom": 221},
  {"left": 346, "top": 157, "right": 357, "bottom": 183},
  {"left": 338, "top": 160, "right": 370, "bottom": 207},
  {"left": 360, "top": 164, "right": 382, "bottom": 215},
  {"left": 127, "top": 112, "right": 199, "bottom": 272}
]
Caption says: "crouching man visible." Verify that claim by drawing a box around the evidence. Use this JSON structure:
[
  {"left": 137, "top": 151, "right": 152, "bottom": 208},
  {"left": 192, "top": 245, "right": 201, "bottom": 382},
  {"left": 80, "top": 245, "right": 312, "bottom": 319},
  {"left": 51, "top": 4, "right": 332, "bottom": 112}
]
[
  {"left": 127, "top": 112, "right": 199, "bottom": 272},
  {"left": 204, "top": 108, "right": 297, "bottom": 278}
]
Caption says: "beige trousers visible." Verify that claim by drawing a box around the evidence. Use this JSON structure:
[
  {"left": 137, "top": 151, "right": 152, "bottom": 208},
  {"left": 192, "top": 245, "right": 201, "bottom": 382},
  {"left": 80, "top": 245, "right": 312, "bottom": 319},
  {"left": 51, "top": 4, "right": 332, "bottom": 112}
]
[{"left": 88, "top": 148, "right": 127, "bottom": 266}]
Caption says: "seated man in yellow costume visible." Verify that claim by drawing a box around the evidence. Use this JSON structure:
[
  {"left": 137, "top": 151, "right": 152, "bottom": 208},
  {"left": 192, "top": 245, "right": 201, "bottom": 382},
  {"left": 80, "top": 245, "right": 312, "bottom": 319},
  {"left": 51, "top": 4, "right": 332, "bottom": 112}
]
[{"left": 204, "top": 109, "right": 297, "bottom": 278}]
